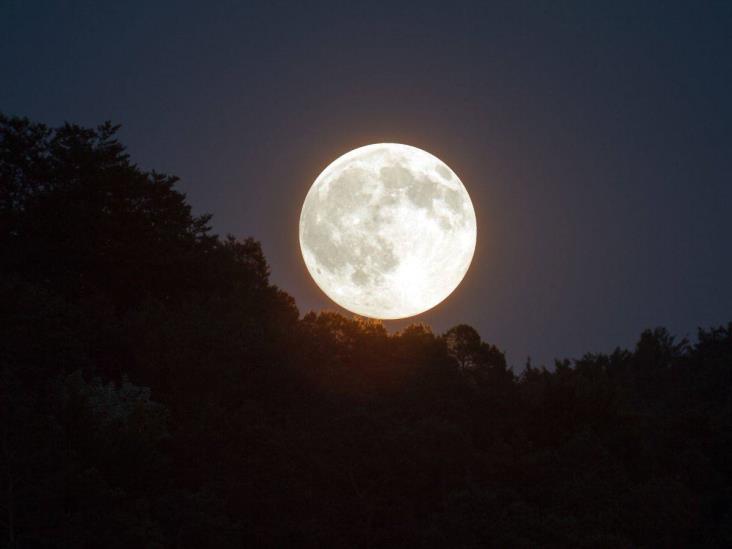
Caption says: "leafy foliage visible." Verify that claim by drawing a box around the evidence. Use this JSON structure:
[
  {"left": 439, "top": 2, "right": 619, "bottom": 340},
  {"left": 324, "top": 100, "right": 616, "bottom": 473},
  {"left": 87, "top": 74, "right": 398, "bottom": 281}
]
[{"left": 1, "top": 115, "right": 731, "bottom": 547}]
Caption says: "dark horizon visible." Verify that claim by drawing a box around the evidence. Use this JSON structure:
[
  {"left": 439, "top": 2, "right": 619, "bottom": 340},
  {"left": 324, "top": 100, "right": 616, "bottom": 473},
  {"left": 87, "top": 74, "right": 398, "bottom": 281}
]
[
  {"left": 3, "top": 1, "right": 731, "bottom": 367},
  {"left": 2, "top": 113, "right": 731, "bottom": 546}
]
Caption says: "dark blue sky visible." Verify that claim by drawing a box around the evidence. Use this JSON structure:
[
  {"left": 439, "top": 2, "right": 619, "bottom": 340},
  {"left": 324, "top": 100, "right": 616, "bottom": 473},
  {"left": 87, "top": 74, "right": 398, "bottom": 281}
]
[{"left": 3, "top": 1, "right": 731, "bottom": 367}]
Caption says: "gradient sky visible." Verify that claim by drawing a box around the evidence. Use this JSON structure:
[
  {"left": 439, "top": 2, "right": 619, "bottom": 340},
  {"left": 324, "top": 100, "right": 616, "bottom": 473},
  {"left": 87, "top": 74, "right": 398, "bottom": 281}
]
[{"left": 3, "top": 1, "right": 731, "bottom": 368}]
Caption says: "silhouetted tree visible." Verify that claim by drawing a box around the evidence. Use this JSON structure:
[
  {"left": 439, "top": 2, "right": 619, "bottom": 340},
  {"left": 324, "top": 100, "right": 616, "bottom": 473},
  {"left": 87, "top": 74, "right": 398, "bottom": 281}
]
[{"left": 2, "top": 114, "right": 731, "bottom": 547}]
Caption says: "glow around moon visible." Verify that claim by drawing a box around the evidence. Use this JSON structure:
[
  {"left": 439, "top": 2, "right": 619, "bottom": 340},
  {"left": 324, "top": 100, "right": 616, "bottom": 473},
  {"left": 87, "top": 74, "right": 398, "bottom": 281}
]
[{"left": 299, "top": 143, "right": 476, "bottom": 319}]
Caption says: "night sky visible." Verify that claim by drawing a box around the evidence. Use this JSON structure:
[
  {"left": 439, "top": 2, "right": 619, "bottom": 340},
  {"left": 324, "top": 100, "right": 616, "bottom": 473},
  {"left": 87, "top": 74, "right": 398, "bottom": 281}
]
[{"left": 3, "top": 1, "right": 731, "bottom": 368}]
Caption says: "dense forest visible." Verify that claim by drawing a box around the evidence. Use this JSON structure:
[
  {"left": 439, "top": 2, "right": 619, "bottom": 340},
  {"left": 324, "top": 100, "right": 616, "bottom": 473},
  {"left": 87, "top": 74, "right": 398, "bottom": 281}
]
[{"left": 1, "top": 115, "right": 731, "bottom": 548}]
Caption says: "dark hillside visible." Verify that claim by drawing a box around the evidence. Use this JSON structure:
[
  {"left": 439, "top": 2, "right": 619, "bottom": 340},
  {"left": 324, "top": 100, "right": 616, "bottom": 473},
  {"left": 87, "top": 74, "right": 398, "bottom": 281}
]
[{"left": 1, "top": 116, "right": 730, "bottom": 547}]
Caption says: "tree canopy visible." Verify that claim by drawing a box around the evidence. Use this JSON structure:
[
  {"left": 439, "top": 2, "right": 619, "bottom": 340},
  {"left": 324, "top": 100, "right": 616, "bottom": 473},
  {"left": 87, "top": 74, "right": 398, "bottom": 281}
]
[{"left": 1, "top": 115, "right": 731, "bottom": 547}]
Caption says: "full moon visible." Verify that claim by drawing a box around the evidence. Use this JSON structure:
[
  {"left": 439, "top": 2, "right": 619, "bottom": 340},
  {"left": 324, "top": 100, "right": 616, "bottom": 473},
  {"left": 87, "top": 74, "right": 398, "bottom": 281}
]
[{"left": 299, "top": 143, "right": 477, "bottom": 319}]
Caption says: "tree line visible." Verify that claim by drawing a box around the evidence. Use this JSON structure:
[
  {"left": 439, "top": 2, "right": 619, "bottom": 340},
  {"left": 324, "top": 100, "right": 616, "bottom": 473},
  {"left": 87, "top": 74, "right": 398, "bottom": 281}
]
[{"left": 1, "top": 115, "right": 730, "bottom": 547}]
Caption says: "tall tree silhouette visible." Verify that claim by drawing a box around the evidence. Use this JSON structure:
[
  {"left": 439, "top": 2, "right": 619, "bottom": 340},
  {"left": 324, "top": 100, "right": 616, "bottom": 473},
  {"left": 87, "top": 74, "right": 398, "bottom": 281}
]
[{"left": 1, "top": 114, "right": 731, "bottom": 547}]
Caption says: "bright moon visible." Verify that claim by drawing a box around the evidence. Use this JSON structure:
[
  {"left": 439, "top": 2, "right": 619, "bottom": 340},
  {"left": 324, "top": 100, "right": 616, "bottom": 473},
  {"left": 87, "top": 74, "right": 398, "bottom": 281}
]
[{"left": 299, "top": 143, "right": 477, "bottom": 319}]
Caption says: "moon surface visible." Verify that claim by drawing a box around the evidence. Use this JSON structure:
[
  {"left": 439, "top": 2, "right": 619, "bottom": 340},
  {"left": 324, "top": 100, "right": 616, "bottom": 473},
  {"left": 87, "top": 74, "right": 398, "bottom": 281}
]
[{"left": 299, "top": 143, "right": 476, "bottom": 319}]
